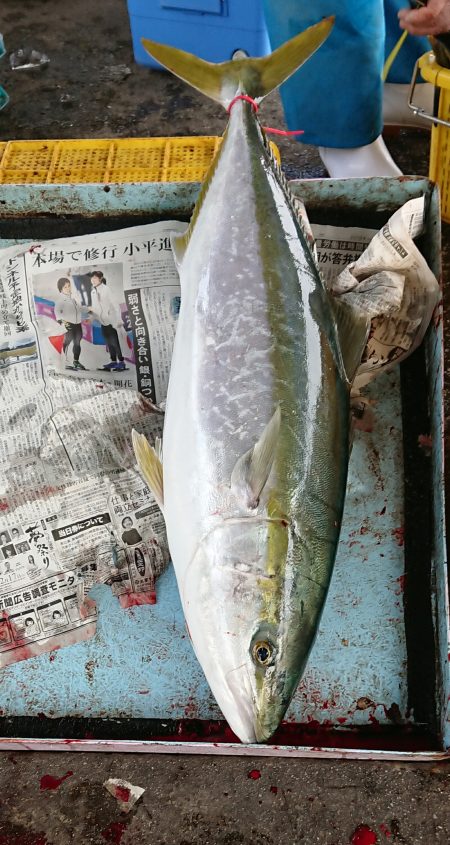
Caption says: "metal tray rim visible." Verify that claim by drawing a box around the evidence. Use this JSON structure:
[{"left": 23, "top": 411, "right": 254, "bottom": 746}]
[{"left": 0, "top": 736, "right": 449, "bottom": 763}]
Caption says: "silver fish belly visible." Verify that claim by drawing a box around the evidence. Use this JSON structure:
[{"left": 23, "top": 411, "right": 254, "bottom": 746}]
[
  {"left": 133, "top": 21, "right": 369, "bottom": 743},
  {"left": 162, "top": 104, "right": 349, "bottom": 742}
]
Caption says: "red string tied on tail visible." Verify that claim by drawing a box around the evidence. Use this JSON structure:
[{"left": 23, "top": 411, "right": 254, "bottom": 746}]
[
  {"left": 227, "top": 94, "right": 259, "bottom": 113},
  {"left": 227, "top": 94, "right": 304, "bottom": 138}
]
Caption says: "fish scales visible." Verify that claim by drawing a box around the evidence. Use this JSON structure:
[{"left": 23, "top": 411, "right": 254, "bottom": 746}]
[
  {"left": 134, "top": 20, "right": 370, "bottom": 743},
  {"left": 165, "top": 100, "right": 347, "bottom": 574}
]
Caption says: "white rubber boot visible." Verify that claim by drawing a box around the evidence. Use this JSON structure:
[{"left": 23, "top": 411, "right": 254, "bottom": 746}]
[
  {"left": 318, "top": 135, "right": 402, "bottom": 178},
  {"left": 383, "top": 82, "right": 434, "bottom": 129}
]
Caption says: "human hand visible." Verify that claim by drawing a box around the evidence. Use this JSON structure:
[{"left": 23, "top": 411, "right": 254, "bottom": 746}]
[{"left": 398, "top": 0, "right": 450, "bottom": 35}]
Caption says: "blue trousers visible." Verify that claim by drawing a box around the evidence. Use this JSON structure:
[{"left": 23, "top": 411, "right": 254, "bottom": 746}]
[{"left": 262, "top": 0, "right": 430, "bottom": 147}]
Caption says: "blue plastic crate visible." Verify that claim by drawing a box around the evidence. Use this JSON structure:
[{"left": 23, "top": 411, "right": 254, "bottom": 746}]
[{"left": 127, "top": 0, "right": 270, "bottom": 67}]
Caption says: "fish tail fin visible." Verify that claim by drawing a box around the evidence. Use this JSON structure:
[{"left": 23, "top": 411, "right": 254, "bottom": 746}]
[{"left": 141, "top": 17, "right": 334, "bottom": 109}]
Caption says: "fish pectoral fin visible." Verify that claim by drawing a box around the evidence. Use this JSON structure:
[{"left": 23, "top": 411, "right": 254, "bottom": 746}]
[
  {"left": 231, "top": 407, "right": 281, "bottom": 509},
  {"left": 330, "top": 296, "right": 371, "bottom": 386},
  {"left": 171, "top": 232, "right": 187, "bottom": 272},
  {"left": 131, "top": 429, "right": 164, "bottom": 512}
]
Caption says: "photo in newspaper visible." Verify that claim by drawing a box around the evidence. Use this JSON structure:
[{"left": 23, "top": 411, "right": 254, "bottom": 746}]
[
  {"left": 31, "top": 263, "right": 133, "bottom": 378},
  {"left": 26, "top": 219, "right": 187, "bottom": 403}
]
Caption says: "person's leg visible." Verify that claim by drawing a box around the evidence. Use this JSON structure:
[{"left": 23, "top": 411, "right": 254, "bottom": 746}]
[
  {"left": 262, "top": 0, "right": 401, "bottom": 176},
  {"left": 263, "top": 0, "right": 384, "bottom": 147},
  {"left": 62, "top": 324, "right": 73, "bottom": 355},
  {"left": 72, "top": 324, "right": 82, "bottom": 363},
  {"left": 108, "top": 328, "right": 125, "bottom": 365},
  {"left": 101, "top": 325, "right": 125, "bottom": 367},
  {"left": 72, "top": 324, "right": 87, "bottom": 369},
  {"left": 101, "top": 324, "right": 117, "bottom": 362}
]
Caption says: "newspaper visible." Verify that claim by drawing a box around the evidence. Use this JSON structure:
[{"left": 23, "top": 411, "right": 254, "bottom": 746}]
[
  {"left": 315, "top": 197, "right": 440, "bottom": 390},
  {"left": 0, "top": 221, "right": 186, "bottom": 666},
  {"left": 0, "top": 198, "right": 439, "bottom": 667}
]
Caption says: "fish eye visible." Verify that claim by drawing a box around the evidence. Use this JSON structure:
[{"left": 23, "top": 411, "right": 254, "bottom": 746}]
[{"left": 252, "top": 640, "right": 274, "bottom": 666}]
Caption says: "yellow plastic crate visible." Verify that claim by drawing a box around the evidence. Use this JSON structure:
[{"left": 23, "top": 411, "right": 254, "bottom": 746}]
[
  {"left": 48, "top": 139, "right": 113, "bottom": 178},
  {"left": 0, "top": 136, "right": 280, "bottom": 185},
  {"left": 418, "top": 51, "right": 450, "bottom": 222},
  {"left": 0, "top": 168, "right": 48, "bottom": 184},
  {"left": 108, "top": 137, "right": 168, "bottom": 182},
  {"left": 162, "top": 137, "right": 221, "bottom": 182},
  {"left": 1, "top": 140, "right": 57, "bottom": 171}
]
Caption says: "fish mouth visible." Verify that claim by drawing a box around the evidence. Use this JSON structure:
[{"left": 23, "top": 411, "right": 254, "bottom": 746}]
[
  {"left": 254, "top": 714, "right": 281, "bottom": 744},
  {"left": 225, "top": 700, "right": 280, "bottom": 744},
  {"left": 227, "top": 715, "right": 278, "bottom": 745},
  {"left": 253, "top": 674, "right": 294, "bottom": 744},
  {"left": 219, "top": 651, "right": 292, "bottom": 745},
  {"left": 226, "top": 712, "right": 259, "bottom": 745},
  {"left": 223, "top": 662, "right": 259, "bottom": 744},
  {"left": 234, "top": 725, "right": 258, "bottom": 745},
  {"left": 254, "top": 726, "right": 275, "bottom": 744}
]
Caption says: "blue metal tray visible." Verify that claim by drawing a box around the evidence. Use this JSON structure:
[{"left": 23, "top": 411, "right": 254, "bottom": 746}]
[{"left": 0, "top": 177, "right": 448, "bottom": 761}]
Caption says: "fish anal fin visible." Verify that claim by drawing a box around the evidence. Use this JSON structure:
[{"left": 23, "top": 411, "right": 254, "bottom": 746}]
[
  {"left": 330, "top": 296, "right": 371, "bottom": 386},
  {"left": 132, "top": 429, "right": 164, "bottom": 512},
  {"left": 231, "top": 407, "right": 281, "bottom": 509}
]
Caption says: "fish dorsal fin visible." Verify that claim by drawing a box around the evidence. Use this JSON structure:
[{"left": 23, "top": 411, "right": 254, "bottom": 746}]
[
  {"left": 330, "top": 297, "right": 371, "bottom": 385},
  {"left": 142, "top": 18, "right": 333, "bottom": 108},
  {"left": 231, "top": 407, "right": 281, "bottom": 509},
  {"left": 132, "top": 429, "right": 164, "bottom": 512}
]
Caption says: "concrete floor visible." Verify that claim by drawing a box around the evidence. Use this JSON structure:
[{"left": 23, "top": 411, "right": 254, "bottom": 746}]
[
  {"left": 0, "top": 1, "right": 449, "bottom": 843},
  {"left": 0, "top": 751, "right": 449, "bottom": 844}
]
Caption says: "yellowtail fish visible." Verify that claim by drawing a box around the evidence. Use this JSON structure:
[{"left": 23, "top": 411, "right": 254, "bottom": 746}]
[{"left": 133, "top": 20, "right": 370, "bottom": 743}]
